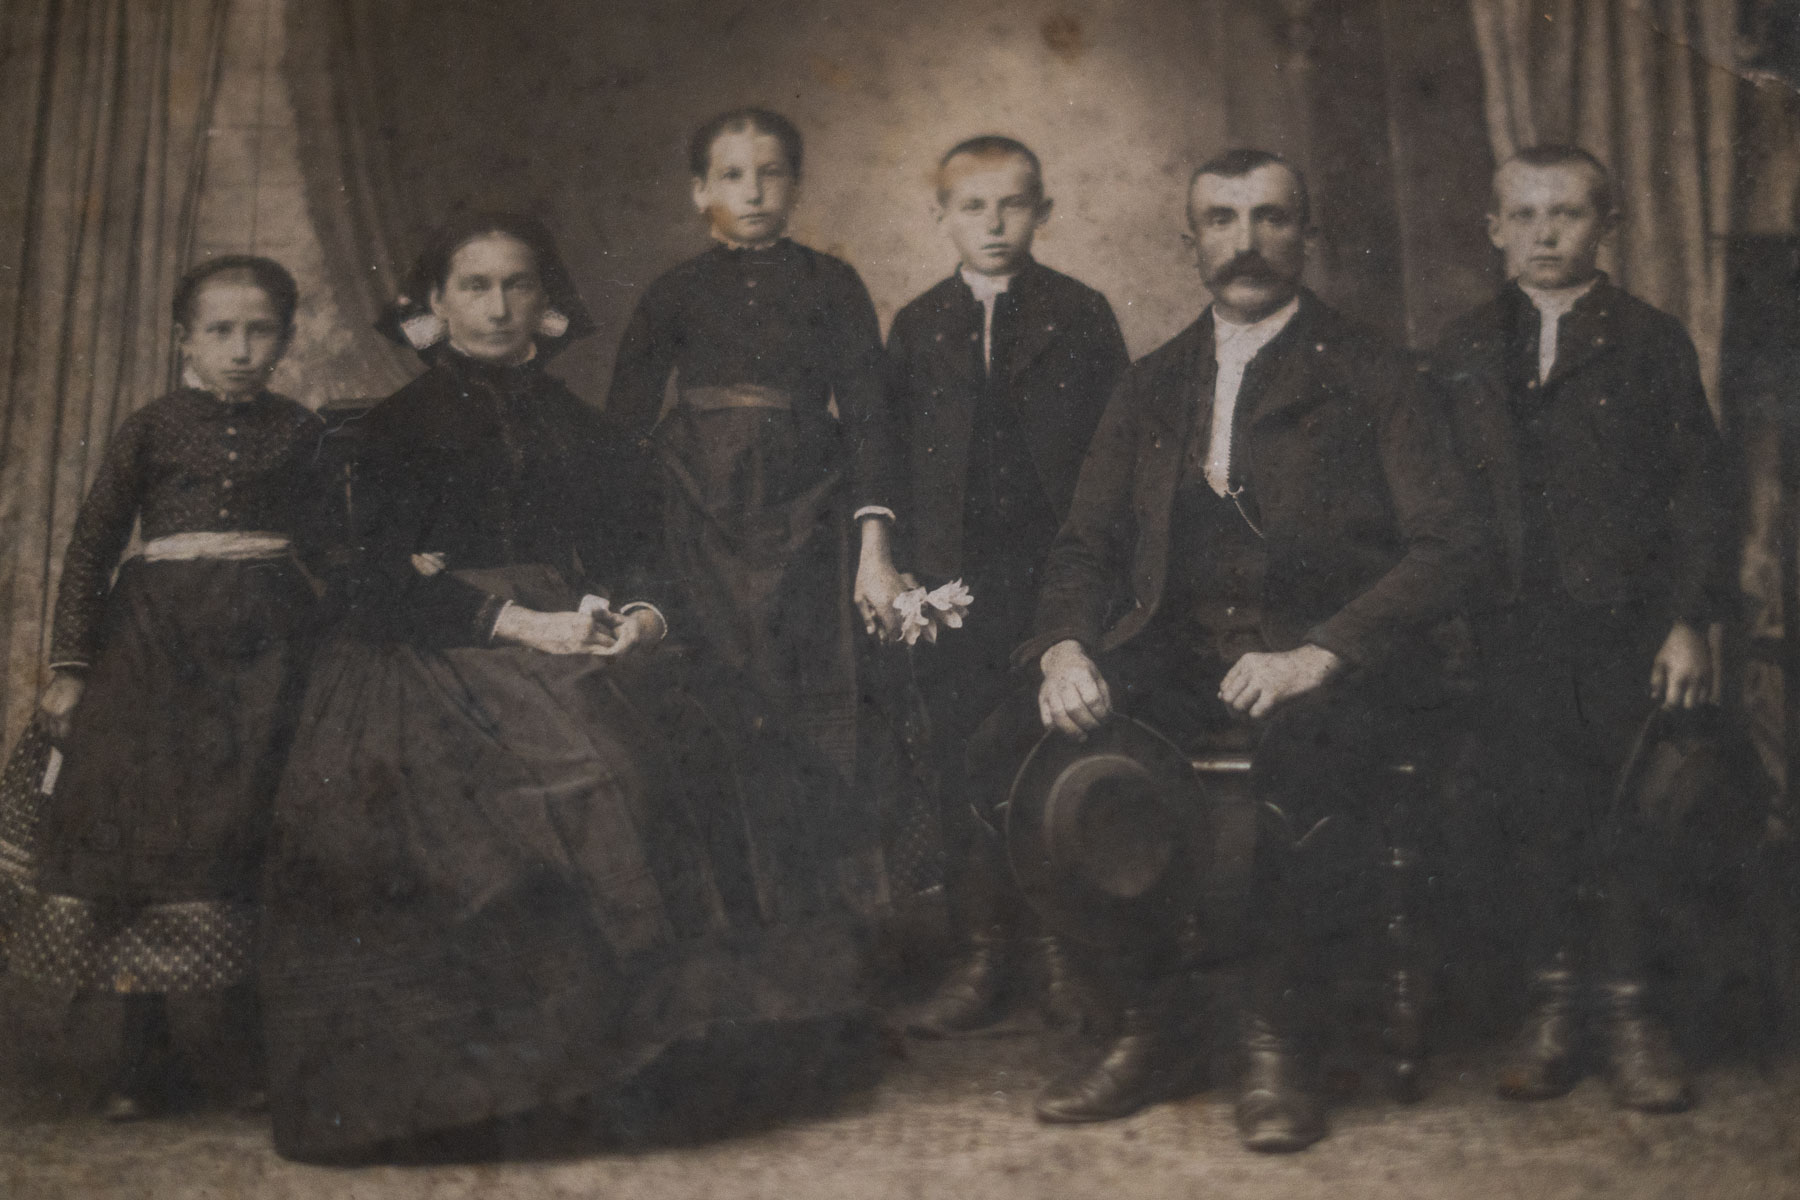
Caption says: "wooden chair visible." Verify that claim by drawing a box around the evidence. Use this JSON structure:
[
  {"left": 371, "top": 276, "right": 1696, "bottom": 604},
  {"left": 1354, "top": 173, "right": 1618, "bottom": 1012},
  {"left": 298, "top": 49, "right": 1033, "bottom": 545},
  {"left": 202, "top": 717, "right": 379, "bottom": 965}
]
[{"left": 1189, "top": 750, "right": 1430, "bottom": 1101}]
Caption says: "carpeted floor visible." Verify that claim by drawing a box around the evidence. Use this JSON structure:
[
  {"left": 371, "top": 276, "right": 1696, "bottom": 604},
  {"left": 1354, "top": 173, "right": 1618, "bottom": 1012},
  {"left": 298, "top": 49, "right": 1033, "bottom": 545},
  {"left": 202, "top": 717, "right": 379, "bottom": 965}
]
[{"left": 4, "top": 1029, "right": 1799, "bottom": 1200}]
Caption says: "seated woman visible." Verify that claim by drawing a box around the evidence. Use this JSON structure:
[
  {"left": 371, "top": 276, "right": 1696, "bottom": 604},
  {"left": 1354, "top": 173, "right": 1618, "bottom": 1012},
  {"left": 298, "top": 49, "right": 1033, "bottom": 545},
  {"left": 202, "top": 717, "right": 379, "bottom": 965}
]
[{"left": 259, "top": 213, "right": 875, "bottom": 1163}]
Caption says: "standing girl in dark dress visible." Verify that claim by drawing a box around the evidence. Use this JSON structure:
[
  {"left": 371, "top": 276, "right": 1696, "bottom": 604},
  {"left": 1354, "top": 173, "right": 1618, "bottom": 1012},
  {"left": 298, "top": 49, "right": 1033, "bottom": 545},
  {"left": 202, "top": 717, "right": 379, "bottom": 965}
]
[
  {"left": 608, "top": 108, "right": 910, "bottom": 776},
  {"left": 18, "top": 257, "right": 328, "bottom": 1120},
  {"left": 260, "top": 214, "right": 874, "bottom": 1164}
]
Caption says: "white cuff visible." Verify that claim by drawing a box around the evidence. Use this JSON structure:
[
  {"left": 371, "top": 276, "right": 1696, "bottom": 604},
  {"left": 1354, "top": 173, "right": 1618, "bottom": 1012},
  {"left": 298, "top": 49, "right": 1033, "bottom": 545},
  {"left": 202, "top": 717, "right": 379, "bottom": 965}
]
[
  {"left": 854, "top": 505, "right": 896, "bottom": 523},
  {"left": 487, "top": 599, "right": 515, "bottom": 643},
  {"left": 619, "top": 601, "right": 669, "bottom": 639}
]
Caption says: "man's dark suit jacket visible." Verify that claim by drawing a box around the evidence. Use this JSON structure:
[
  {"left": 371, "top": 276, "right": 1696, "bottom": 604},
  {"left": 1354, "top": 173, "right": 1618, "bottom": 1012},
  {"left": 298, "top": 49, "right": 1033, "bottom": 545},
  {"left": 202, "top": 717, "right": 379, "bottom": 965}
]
[
  {"left": 1433, "top": 278, "right": 1733, "bottom": 626},
  {"left": 1016, "top": 290, "right": 1484, "bottom": 672},
  {"left": 885, "top": 259, "right": 1128, "bottom": 581}
]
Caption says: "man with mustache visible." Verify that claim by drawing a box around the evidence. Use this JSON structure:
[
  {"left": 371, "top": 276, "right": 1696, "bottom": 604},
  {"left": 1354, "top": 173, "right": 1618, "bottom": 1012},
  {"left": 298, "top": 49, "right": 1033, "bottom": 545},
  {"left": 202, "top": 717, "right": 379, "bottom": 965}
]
[{"left": 983, "top": 149, "right": 1483, "bottom": 1144}]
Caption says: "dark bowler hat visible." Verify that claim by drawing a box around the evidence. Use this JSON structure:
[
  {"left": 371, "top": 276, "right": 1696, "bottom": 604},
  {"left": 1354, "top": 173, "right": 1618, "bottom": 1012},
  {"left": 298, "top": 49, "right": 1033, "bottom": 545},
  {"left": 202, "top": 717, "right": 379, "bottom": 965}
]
[{"left": 1005, "top": 717, "right": 1214, "bottom": 949}]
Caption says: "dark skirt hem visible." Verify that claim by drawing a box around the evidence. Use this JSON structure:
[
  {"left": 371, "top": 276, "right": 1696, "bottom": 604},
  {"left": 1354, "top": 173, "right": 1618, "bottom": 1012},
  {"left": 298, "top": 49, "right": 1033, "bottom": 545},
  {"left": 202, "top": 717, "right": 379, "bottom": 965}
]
[{"left": 264, "top": 914, "right": 869, "bottom": 1160}]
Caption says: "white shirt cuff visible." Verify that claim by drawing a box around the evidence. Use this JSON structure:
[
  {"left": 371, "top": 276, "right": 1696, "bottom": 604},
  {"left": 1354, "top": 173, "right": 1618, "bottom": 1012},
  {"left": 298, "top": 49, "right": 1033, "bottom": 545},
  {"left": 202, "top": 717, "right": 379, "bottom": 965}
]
[
  {"left": 854, "top": 506, "right": 896, "bottom": 523},
  {"left": 619, "top": 601, "right": 669, "bottom": 639},
  {"left": 487, "top": 599, "right": 515, "bottom": 643}
]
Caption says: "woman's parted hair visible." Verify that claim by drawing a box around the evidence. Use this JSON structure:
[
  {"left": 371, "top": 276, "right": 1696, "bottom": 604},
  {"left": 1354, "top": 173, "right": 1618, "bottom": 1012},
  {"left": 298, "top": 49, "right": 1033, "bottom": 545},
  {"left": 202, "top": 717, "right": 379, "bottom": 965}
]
[
  {"left": 688, "top": 107, "right": 804, "bottom": 179},
  {"left": 172, "top": 255, "right": 299, "bottom": 329},
  {"left": 376, "top": 210, "right": 596, "bottom": 354}
]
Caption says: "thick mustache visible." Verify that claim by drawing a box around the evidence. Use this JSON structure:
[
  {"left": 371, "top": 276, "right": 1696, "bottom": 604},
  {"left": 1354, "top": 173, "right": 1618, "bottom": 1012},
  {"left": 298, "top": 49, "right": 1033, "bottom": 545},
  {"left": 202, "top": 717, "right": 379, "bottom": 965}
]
[{"left": 1217, "top": 253, "right": 1277, "bottom": 284}]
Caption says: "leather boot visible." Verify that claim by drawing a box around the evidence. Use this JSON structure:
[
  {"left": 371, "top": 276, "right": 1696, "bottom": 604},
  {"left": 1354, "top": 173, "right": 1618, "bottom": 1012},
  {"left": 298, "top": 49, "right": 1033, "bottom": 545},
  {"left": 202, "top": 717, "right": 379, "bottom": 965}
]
[
  {"left": 1234, "top": 1012, "right": 1325, "bottom": 1152},
  {"left": 1496, "top": 961, "right": 1583, "bottom": 1101},
  {"left": 1596, "top": 980, "right": 1693, "bottom": 1113},
  {"left": 1035, "top": 972, "right": 1207, "bottom": 1123},
  {"left": 1035, "top": 935, "right": 1092, "bottom": 1034},
  {"left": 905, "top": 926, "right": 1012, "bottom": 1037}
]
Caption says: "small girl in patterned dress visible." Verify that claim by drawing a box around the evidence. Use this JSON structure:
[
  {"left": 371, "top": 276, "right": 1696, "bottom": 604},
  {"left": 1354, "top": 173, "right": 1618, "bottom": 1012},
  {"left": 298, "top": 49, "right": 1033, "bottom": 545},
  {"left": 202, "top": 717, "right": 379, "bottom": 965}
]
[{"left": 15, "top": 256, "right": 332, "bottom": 1120}]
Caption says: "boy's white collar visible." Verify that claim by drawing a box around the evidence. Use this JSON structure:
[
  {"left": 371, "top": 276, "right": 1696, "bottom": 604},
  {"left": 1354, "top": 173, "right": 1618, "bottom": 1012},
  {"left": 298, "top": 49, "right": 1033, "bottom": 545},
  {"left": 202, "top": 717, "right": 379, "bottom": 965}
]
[
  {"left": 960, "top": 266, "right": 1014, "bottom": 303},
  {"left": 712, "top": 229, "right": 785, "bottom": 252},
  {"left": 1519, "top": 275, "right": 1600, "bottom": 317}
]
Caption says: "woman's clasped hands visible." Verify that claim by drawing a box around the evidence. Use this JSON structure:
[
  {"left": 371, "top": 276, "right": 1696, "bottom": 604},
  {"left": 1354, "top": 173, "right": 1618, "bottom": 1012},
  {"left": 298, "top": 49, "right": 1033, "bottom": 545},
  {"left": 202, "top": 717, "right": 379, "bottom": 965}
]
[{"left": 492, "top": 597, "right": 664, "bottom": 659}]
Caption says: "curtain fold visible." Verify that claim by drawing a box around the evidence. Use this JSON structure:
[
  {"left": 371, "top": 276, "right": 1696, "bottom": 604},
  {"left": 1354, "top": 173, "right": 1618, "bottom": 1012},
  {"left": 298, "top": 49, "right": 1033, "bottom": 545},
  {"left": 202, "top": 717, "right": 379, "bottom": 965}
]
[
  {"left": 281, "top": 0, "right": 416, "bottom": 402},
  {"left": 0, "top": 0, "right": 230, "bottom": 749},
  {"left": 1468, "top": 0, "right": 1737, "bottom": 408}
]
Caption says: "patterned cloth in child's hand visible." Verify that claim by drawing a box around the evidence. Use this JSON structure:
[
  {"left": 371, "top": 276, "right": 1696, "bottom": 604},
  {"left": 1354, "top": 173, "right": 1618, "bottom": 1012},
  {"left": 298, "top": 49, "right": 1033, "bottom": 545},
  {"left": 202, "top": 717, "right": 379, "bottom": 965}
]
[{"left": 891, "top": 579, "right": 974, "bottom": 646}]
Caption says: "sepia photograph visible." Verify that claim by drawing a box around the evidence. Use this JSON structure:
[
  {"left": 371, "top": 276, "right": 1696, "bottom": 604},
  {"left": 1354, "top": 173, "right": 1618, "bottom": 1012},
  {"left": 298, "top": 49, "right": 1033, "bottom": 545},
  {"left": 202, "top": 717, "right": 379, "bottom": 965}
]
[{"left": 0, "top": 0, "right": 1797, "bottom": 1195}]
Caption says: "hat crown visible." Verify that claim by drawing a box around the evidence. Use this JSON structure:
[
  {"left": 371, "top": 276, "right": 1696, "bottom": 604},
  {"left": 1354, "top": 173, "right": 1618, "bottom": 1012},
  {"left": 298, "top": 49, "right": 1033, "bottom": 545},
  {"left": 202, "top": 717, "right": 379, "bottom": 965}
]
[{"left": 1044, "top": 754, "right": 1179, "bottom": 899}]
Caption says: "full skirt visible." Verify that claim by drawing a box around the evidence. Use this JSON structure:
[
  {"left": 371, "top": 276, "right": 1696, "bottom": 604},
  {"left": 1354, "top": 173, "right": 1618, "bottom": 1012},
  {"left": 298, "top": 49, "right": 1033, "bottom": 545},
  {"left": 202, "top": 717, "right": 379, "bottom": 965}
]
[{"left": 260, "top": 566, "right": 873, "bottom": 1160}]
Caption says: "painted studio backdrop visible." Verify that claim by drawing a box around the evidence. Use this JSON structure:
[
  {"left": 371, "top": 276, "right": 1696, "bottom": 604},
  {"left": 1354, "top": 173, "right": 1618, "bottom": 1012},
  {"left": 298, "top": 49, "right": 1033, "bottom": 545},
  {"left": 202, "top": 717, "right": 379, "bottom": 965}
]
[{"left": 0, "top": 0, "right": 1796, "bottom": 789}]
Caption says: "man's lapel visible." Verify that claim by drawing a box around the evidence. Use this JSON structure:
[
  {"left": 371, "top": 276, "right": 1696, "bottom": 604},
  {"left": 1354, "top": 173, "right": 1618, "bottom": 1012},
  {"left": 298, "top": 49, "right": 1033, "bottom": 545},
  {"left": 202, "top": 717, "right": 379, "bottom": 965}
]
[
  {"left": 1450, "top": 288, "right": 1521, "bottom": 386},
  {"left": 1542, "top": 276, "right": 1621, "bottom": 390},
  {"left": 1243, "top": 292, "right": 1328, "bottom": 429},
  {"left": 1144, "top": 316, "right": 1215, "bottom": 440},
  {"left": 932, "top": 272, "right": 986, "bottom": 384},
  {"left": 998, "top": 261, "right": 1060, "bottom": 382}
]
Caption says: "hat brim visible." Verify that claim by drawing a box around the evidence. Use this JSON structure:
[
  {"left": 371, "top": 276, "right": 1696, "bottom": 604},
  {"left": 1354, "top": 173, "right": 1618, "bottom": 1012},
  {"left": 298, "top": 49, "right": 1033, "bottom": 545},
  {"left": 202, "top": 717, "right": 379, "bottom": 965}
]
[{"left": 1005, "top": 716, "right": 1214, "bottom": 949}]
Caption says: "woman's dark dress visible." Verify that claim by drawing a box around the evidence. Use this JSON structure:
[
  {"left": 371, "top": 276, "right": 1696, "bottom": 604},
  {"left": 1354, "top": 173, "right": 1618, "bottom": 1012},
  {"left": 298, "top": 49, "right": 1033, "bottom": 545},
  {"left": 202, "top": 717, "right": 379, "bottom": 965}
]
[
  {"left": 10, "top": 388, "right": 326, "bottom": 994},
  {"left": 260, "top": 350, "right": 871, "bottom": 1161},
  {"left": 607, "top": 239, "right": 897, "bottom": 774}
]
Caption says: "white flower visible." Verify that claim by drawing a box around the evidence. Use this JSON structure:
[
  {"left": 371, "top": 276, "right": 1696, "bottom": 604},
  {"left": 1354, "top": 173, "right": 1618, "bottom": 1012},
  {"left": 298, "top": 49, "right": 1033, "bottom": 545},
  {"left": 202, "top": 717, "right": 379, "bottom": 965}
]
[
  {"left": 924, "top": 579, "right": 973, "bottom": 628},
  {"left": 892, "top": 586, "right": 934, "bottom": 646},
  {"left": 890, "top": 580, "right": 975, "bottom": 645},
  {"left": 400, "top": 310, "right": 446, "bottom": 349}
]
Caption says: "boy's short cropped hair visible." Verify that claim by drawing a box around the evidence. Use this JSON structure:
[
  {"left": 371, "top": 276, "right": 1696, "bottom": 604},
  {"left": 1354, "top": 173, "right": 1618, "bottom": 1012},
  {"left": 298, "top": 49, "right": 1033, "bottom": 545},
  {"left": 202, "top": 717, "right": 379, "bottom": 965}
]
[
  {"left": 1492, "top": 144, "right": 1617, "bottom": 217},
  {"left": 172, "top": 255, "right": 300, "bottom": 329},
  {"left": 1188, "top": 148, "right": 1312, "bottom": 228},
  {"left": 935, "top": 135, "right": 1044, "bottom": 204},
  {"left": 688, "top": 108, "right": 804, "bottom": 179}
]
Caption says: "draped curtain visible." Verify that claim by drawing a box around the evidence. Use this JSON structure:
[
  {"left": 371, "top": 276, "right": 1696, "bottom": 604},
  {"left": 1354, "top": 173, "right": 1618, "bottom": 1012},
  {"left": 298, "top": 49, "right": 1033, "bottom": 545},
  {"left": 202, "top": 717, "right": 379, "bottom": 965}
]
[
  {"left": 280, "top": 0, "right": 417, "bottom": 403},
  {"left": 0, "top": 0, "right": 230, "bottom": 749},
  {"left": 1468, "top": 0, "right": 1738, "bottom": 407}
]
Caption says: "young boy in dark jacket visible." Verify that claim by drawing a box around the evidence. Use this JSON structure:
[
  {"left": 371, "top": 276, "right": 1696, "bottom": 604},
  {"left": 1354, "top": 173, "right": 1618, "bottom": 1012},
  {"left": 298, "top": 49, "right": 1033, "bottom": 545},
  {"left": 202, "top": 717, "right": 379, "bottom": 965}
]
[
  {"left": 887, "top": 137, "right": 1128, "bottom": 1035},
  {"left": 1435, "top": 145, "right": 1733, "bottom": 1114}
]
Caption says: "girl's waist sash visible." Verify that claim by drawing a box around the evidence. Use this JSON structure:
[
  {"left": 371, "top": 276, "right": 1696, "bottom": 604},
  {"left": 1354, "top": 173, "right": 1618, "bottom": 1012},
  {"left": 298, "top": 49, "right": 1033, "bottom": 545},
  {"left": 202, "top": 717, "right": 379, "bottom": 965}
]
[
  {"left": 679, "top": 384, "right": 796, "bottom": 412},
  {"left": 138, "top": 531, "right": 292, "bottom": 562}
]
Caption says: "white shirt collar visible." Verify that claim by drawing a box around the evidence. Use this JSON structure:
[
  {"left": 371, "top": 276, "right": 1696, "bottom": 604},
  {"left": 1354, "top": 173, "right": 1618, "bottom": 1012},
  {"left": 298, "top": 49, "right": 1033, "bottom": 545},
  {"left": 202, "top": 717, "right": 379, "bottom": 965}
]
[
  {"left": 711, "top": 229, "right": 785, "bottom": 252},
  {"left": 1211, "top": 294, "right": 1302, "bottom": 362},
  {"left": 1519, "top": 276, "right": 1599, "bottom": 321},
  {"left": 1199, "top": 295, "right": 1300, "bottom": 499},
  {"left": 960, "top": 266, "right": 1014, "bottom": 305}
]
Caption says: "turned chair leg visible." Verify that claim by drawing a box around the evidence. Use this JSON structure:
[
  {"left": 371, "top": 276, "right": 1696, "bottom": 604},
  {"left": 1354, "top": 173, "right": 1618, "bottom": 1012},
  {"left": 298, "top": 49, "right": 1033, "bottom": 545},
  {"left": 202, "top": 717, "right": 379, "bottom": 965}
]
[{"left": 1382, "top": 838, "right": 1427, "bottom": 1102}]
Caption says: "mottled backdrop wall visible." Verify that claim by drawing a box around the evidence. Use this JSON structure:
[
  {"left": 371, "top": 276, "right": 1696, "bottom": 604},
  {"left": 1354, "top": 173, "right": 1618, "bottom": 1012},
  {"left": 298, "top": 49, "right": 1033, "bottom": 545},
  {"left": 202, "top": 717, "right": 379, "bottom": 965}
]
[{"left": 274, "top": 0, "right": 1494, "bottom": 406}]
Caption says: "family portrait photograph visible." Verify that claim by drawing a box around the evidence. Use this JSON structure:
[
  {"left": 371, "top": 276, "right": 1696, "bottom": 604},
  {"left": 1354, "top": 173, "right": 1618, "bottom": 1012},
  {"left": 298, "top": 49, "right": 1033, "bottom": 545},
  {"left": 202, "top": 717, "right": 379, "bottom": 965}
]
[{"left": 0, "top": 0, "right": 1797, "bottom": 1195}]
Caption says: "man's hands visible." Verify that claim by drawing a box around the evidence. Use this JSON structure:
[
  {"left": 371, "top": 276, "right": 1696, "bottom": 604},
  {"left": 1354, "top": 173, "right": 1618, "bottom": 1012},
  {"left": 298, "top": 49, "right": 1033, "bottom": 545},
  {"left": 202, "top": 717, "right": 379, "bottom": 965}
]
[
  {"left": 1038, "top": 640, "right": 1113, "bottom": 739},
  {"left": 854, "top": 516, "right": 917, "bottom": 640},
  {"left": 1039, "top": 640, "right": 1345, "bottom": 739},
  {"left": 492, "top": 605, "right": 664, "bottom": 659},
  {"left": 1219, "top": 645, "right": 1343, "bottom": 718},
  {"left": 38, "top": 670, "right": 85, "bottom": 742},
  {"left": 1651, "top": 621, "right": 1713, "bottom": 710}
]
